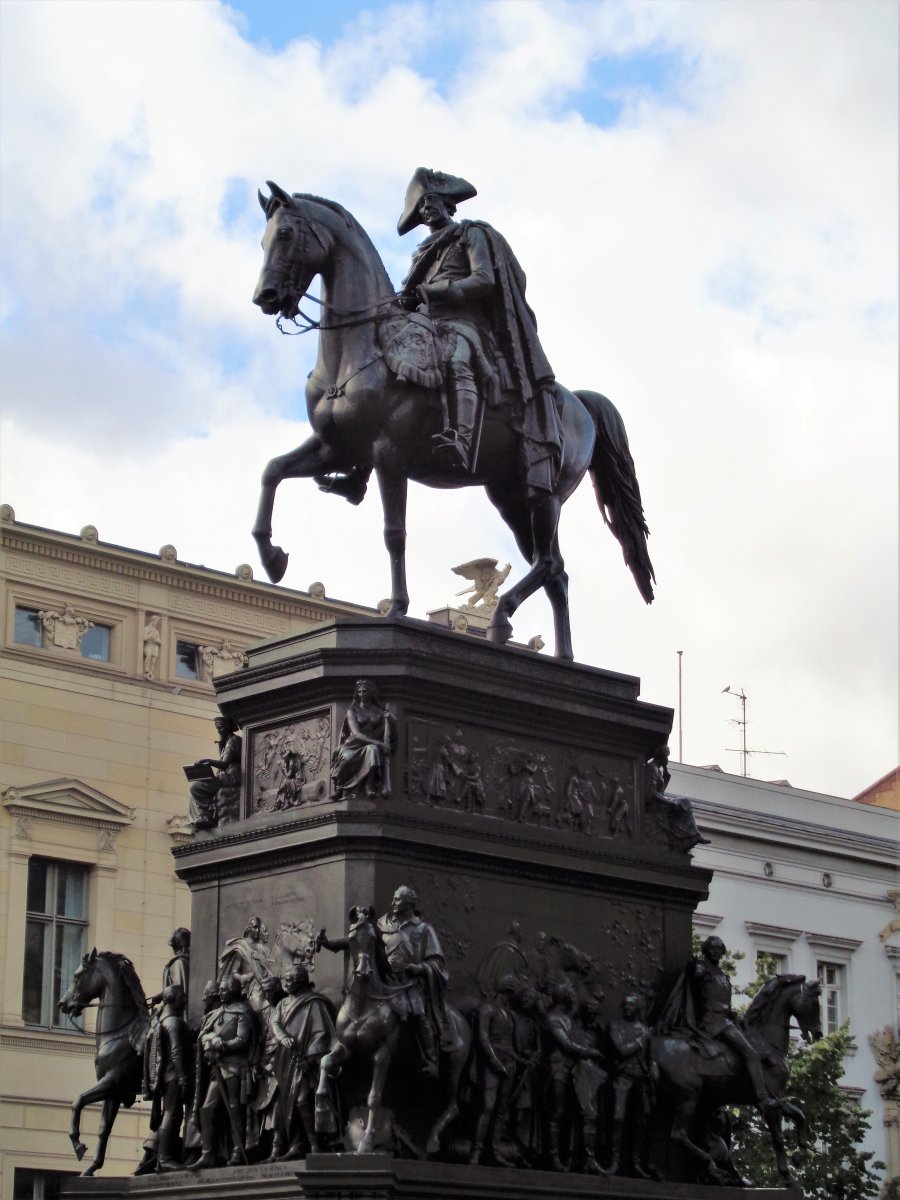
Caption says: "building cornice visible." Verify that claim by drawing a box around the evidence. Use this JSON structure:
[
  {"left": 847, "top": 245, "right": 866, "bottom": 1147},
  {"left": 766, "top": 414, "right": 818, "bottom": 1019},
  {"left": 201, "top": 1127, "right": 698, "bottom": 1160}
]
[
  {"left": 1, "top": 522, "right": 373, "bottom": 624},
  {"left": 693, "top": 798, "right": 897, "bottom": 865},
  {"left": 744, "top": 921, "right": 802, "bottom": 943}
]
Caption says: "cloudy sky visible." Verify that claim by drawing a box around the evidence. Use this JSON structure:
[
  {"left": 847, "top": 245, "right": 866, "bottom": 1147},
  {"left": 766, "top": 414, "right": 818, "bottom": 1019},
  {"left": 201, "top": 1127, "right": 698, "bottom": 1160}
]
[{"left": 1, "top": 0, "right": 896, "bottom": 798}]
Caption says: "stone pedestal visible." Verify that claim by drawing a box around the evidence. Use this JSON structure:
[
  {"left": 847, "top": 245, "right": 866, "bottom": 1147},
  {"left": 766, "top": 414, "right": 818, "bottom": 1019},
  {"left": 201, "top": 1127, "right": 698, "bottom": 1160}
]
[
  {"left": 168, "top": 617, "right": 710, "bottom": 1179},
  {"left": 60, "top": 1155, "right": 785, "bottom": 1199}
]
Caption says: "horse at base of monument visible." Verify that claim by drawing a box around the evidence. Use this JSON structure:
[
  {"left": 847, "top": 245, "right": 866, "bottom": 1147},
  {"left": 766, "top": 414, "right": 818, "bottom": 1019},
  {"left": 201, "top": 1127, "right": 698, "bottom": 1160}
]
[
  {"left": 252, "top": 182, "right": 655, "bottom": 661},
  {"left": 58, "top": 948, "right": 150, "bottom": 1176},
  {"left": 315, "top": 907, "right": 471, "bottom": 1157},
  {"left": 652, "top": 975, "right": 823, "bottom": 1187}
]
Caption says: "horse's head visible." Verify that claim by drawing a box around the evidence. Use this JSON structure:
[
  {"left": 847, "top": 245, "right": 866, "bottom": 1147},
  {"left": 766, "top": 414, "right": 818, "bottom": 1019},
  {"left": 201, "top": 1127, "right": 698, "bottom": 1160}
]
[
  {"left": 58, "top": 947, "right": 102, "bottom": 1019},
  {"left": 254, "top": 181, "right": 331, "bottom": 319},
  {"left": 347, "top": 905, "right": 381, "bottom": 983},
  {"left": 793, "top": 978, "right": 823, "bottom": 1043}
]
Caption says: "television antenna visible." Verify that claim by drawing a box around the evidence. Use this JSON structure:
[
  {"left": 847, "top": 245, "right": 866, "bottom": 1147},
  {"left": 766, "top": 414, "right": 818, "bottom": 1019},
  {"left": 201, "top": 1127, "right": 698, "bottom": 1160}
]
[{"left": 721, "top": 685, "right": 786, "bottom": 778}]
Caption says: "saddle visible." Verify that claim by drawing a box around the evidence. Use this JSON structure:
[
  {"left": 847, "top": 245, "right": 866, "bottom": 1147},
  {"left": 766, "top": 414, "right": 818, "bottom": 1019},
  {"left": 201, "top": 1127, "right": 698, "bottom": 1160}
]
[{"left": 382, "top": 312, "right": 449, "bottom": 391}]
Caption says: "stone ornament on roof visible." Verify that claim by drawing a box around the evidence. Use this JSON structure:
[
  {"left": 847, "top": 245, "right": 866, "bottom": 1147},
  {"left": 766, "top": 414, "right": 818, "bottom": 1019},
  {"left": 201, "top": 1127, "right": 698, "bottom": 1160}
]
[{"left": 451, "top": 558, "right": 511, "bottom": 618}]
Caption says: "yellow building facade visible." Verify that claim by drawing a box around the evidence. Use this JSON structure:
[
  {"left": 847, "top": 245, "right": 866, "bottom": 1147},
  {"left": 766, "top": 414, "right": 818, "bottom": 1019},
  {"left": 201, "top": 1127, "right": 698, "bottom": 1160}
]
[{"left": 0, "top": 506, "right": 372, "bottom": 1197}]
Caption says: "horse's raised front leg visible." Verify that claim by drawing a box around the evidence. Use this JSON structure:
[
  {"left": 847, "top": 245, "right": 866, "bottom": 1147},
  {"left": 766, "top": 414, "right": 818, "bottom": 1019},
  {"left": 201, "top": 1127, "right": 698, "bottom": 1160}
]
[
  {"left": 780, "top": 1098, "right": 807, "bottom": 1166},
  {"left": 375, "top": 470, "right": 409, "bottom": 618},
  {"left": 252, "top": 435, "right": 342, "bottom": 583},
  {"left": 69, "top": 1076, "right": 117, "bottom": 1162}
]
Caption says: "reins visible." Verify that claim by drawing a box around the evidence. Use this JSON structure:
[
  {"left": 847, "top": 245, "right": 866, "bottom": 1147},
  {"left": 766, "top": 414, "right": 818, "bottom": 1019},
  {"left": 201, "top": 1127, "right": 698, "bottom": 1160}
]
[{"left": 276, "top": 291, "right": 402, "bottom": 336}]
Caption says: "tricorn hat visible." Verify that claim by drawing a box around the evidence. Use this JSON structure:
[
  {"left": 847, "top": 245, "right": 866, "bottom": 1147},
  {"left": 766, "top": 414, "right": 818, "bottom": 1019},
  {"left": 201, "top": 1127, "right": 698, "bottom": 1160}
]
[{"left": 397, "top": 167, "right": 477, "bottom": 236}]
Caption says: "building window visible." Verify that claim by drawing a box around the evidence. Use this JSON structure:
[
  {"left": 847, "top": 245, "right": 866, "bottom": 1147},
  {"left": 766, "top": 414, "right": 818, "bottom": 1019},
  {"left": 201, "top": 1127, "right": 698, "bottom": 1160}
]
[
  {"left": 13, "top": 606, "right": 43, "bottom": 647},
  {"left": 756, "top": 949, "right": 787, "bottom": 980},
  {"left": 818, "top": 961, "right": 846, "bottom": 1034},
  {"left": 13, "top": 1169, "right": 78, "bottom": 1199},
  {"left": 23, "top": 858, "right": 89, "bottom": 1028},
  {"left": 80, "top": 623, "right": 111, "bottom": 661},
  {"left": 175, "top": 640, "right": 202, "bottom": 680}
]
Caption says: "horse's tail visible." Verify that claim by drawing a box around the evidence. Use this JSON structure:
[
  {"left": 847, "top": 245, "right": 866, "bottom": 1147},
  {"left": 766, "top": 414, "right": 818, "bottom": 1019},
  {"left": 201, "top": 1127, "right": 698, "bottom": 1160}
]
[{"left": 576, "top": 389, "right": 655, "bottom": 604}]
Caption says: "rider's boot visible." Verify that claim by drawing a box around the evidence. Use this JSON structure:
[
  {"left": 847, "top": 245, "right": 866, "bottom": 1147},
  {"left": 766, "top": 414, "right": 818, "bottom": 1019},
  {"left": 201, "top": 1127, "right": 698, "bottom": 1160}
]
[
  {"left": 433, "top": 368, "right": 478, "bottom": 472},
  {"left": 414, "top": 1016, "right": 439, "bottom": 1078},
  {"left": 314, "top": 466, "right": 371, "bottom": 505}
]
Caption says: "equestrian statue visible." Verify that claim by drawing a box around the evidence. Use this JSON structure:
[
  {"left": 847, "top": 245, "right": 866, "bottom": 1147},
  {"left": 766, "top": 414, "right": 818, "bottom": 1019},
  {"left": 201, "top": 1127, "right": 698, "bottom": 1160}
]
[{"left": 252, "top": 168, "right": 655, "bottom": 659}]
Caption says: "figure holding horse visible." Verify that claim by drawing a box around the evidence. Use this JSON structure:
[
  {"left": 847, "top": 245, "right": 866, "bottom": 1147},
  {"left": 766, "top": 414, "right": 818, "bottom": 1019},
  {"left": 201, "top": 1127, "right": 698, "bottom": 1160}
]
[
  {"left": 652, "top": 936, "right": 823, "bottom": 1186},
  {"left": 59, "top": 948, "right": 150, "bottom": 1176},
  {"left": 252, "top": 169, "right": 656, "bottom": 660}
]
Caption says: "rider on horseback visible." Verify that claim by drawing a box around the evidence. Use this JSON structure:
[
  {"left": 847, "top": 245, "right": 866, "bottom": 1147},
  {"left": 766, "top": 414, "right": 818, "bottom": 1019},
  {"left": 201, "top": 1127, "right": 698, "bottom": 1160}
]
[
  {"left": 377, "top": 884, "right": 453, "bottom": 1078},
  {"left": 394, "top": 167, "right": 563, "bottom": 485},
  {"left": 662, "top": 935, "right": 779, "bottom": 1115}
]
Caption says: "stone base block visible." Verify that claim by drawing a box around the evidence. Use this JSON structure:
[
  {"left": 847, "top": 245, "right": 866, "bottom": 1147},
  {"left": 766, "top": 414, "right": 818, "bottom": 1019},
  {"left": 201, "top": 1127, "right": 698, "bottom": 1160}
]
[{"left": 60, "top": 1155, "right": 786, "bottom": 1199}]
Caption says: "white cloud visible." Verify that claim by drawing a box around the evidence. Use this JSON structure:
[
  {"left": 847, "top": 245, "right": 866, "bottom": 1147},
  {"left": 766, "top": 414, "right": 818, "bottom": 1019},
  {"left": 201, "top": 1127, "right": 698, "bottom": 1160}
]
[{"left": 1, "top": 0, "right": 896, "bottom": 797}]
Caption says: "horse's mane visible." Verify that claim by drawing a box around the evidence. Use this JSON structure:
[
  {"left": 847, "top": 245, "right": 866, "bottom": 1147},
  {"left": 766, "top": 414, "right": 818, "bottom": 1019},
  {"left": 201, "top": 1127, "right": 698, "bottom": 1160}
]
[
  {"left": 292, "top": 193, "right": 393, "bottom": 288},
  {"left": 99, "top": 951, "right": 149, "bottom": 1019},
  {"left": 743, "top": 973, "right": 805, "bottom": 1027}
]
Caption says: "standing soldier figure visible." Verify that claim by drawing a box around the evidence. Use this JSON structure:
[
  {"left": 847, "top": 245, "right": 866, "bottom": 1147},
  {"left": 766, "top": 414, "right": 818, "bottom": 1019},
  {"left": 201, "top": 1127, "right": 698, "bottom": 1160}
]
[
  {"left": 543, "top": 980, "right": 606, "bottom": 1172},
  {"left": 183, "top": 980, "right": 221, "bottom": 1166},
  {"left": 608, "top": 993, "right": 658, "bottom": 1178},
  {"left": 140, "top": 928, "right": 191, "bottom": 1172},
  {"left": 469, "top": 976, "right": 521, "bottom": 1166},
  {"left": 270, "top": 964, "right": 336, "bottom": 1159},
  {"left": 192, "top": 974, "right": 257, "bottom": 1169}
]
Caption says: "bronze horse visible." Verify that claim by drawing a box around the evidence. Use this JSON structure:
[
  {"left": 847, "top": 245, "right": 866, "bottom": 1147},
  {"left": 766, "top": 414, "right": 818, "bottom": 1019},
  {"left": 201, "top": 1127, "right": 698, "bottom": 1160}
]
[
  {"left": 652, "top": 975, "right": 823, "bottom": 1186},
  {"left": 252, "top": 182, "right": 654, "bottom": 660},
  {"left": 58, "top": 949, "right": 150, "bottom": 1176},
  {"left": 316, "top": 906, "right": 471, "bottom": 1155}
]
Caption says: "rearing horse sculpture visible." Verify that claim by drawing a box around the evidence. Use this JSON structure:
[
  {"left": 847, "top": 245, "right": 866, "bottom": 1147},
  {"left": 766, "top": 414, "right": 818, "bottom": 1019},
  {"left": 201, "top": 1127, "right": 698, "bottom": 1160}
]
[
  {"left": 252, "top": 182, "right": 654, "bottom": 660},
  {"left": 58, "top": 949, "right": 149, "bottom": 1176}
]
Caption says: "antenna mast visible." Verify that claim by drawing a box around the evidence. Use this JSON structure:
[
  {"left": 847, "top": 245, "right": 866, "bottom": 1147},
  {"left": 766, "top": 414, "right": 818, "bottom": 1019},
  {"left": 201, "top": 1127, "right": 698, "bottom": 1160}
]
[{"left": 721, "top": 685, "right": 786, "bottom": 777}]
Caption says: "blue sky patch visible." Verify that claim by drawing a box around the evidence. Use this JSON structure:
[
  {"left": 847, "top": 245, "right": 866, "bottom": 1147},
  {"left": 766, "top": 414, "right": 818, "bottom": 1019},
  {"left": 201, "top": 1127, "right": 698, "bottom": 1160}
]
[{"left": 224, "top": 0, "right": 377, "bottom": 52}]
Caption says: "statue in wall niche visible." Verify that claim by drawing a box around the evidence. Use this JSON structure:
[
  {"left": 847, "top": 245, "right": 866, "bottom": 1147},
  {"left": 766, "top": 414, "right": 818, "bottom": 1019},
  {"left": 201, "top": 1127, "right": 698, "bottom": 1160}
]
[
  {"left": 142, "top": 614, "right": 162, "bottom": 679},
  {"left": 186, "top": 715, "right": 243, "bottom": 830},
  {"left": 270, "top": 964, "right": 337, "bottom": 1159},
  {"left": 139, "top": 928, "right": 192, "bottom": 1173},
  {"left": 217, "top": 915, "right": 273, "bottom": 1012},
  {"left": 646, "top": 744, "right": 710, "bottom": 851},
  {"left": 191, "top": 973, "right": 259, "bottom": 1169},
  {"left": 451, "top": 557, "right": 512, "bottom": 616},
  {"left": 542, "top": 979, "right": 607, "bottom": 1172},
  {"left": 607, "top": 992, "right": 658, "bottom": 1179},
  {"left": 331, "top": 678, "right": 397, "bottom": 799},
  {"left": 39, "top": 603, "right": 93, "bottom": 650}
]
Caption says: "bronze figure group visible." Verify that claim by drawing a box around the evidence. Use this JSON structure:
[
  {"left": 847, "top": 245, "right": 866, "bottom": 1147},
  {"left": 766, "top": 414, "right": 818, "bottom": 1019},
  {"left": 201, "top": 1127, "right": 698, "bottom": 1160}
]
[{"left": 60, "top": 898, "right": 822, "bottom": 1186}]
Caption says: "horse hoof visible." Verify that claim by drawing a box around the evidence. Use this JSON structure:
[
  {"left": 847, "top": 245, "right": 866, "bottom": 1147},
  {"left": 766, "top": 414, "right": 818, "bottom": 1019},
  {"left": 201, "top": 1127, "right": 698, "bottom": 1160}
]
[
  {"left": 74, "top": 1143, "right": 87, "bottom": 1161},
  {"left": 261, "top": 546, "right": 289, "bottom": 583},
  {"left": 80, "top": 1166, "right": 98, "bottom": 1178},
  {"left": 382, "top": 603, "right": 408, "bottom": 620},
  {"left": 486, "top": 618, "right": 513, "bottom": 645}
]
